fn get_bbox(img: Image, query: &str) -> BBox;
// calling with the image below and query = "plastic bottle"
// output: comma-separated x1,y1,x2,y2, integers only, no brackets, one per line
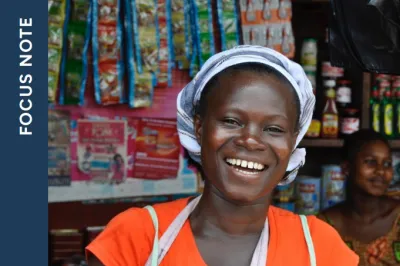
322,80,339,139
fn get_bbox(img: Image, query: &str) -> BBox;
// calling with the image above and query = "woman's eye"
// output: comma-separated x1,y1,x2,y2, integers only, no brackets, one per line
223,118,241,126
384,161,392,168
365,159,376,166
264,127,284,133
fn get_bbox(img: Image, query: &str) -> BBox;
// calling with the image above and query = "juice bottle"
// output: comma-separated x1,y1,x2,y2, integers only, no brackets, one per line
370,85,380,133
322,80,339,138
381,79,394,139
393,76,400,137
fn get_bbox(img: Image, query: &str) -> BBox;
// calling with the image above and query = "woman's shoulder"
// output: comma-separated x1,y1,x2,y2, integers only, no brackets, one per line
101,197,190,232
270,206,359,265
86,197,191,265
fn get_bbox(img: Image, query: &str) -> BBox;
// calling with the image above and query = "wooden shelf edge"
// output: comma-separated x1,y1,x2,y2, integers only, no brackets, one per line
300,139,400,149
299,139,344,148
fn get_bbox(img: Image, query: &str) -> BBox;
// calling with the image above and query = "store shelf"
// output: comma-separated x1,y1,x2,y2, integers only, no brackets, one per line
299,139,344,148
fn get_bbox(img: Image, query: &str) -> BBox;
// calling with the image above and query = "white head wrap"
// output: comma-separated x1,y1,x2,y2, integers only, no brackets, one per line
177,45,315,185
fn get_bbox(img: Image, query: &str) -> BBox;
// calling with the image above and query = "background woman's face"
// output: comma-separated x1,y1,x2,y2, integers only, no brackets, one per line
353,141,393,196
195,71,298,203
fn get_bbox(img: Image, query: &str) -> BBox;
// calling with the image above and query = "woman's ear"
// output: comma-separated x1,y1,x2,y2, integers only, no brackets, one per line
341,161,350,177
194,115,203,145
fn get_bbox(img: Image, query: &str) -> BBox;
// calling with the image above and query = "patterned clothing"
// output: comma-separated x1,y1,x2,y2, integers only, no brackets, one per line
320,209,400,266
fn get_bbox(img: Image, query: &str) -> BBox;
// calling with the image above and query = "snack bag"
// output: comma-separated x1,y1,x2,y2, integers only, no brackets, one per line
191,0,215,66
156,0,173,87
217,0,240,50
59,0,91,105
132,0,159,74
125,0,158,108
92,0,126,105
48,0,68,103
172,0,191,69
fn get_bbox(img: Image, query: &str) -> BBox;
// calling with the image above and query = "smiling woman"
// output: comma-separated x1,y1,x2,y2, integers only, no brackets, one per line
86,46,359,266
319,129,400,266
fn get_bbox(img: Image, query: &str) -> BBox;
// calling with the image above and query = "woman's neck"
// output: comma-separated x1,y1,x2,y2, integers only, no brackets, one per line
345,188,391,223
190,184,271,237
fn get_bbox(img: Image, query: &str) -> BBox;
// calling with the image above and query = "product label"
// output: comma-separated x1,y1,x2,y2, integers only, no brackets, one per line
372,103,380,132
384,104,393,136
336,86,351,103
341,117,360,135
306,119,321,138
322,114,338,137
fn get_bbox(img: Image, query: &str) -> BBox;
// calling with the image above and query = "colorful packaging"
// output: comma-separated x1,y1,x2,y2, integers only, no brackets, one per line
59,0,91,105
273,182,295,202
191,0,215,66
388,152,400,199
321,165,346,209
274,201,295,212
217,0,240,51
92,0,125,105
156,0,173,87
132,118,180,180
48,0,68,103
48,110,71,186
172,0,191,69
184,0,193,63
132,0,159,74
295,176,321,215
76,120,127,183
239,0,295,58
126,0,158,108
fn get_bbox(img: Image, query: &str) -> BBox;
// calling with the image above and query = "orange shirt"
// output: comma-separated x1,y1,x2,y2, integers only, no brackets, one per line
86,198,359,265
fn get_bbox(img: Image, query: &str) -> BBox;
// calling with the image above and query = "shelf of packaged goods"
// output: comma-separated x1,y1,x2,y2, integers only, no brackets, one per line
299,139,344,148
389,140,400,149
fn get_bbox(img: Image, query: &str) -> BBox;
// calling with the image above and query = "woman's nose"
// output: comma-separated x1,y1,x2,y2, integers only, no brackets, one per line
233,126,267,151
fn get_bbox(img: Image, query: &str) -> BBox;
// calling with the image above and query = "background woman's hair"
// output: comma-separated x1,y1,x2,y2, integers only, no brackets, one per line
195,62,301,130
342,129,390,163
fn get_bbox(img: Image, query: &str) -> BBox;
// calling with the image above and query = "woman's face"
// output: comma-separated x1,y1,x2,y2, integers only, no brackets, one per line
194,71,299,203
352,140,393,197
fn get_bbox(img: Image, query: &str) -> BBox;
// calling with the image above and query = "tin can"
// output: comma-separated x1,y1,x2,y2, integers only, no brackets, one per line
321,165,346,209
295,176,321,215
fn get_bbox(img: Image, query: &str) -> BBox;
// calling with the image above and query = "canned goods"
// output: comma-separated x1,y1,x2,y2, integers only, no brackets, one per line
321,165,346,209
295,176,321,215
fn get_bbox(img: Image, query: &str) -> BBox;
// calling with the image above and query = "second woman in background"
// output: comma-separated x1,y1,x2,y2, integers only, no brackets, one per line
319,129,399,266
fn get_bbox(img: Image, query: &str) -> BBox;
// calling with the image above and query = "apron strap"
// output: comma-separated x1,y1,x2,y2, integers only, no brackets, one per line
144,206,159,266
300,215,317,266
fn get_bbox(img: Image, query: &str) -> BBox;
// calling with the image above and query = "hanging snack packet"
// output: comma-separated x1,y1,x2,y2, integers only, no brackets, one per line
48,0,68,103
184,0,193,64
92,0,125,105
217,0,240,51
172,0,190,69
191,0,215,66
132,0,159,74
132,72,156,108
156,0,173,87
125,0,158,108
59,0,91,105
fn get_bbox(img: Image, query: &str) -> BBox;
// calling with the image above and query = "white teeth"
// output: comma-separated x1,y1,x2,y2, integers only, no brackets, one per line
225,158,264,171
248,162,254,169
